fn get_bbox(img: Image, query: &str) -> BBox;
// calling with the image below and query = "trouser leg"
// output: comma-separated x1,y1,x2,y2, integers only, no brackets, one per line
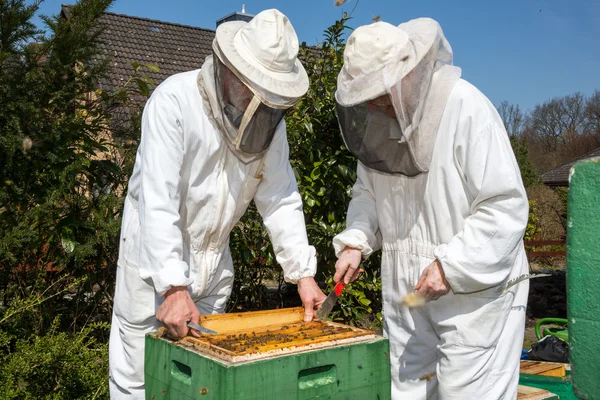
109,312,158,400
387,307,441,400
435,284,528,399
382,250,440,400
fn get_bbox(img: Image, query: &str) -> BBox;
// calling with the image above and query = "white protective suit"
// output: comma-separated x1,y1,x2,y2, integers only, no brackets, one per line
109,10,316,399
333,19,529,399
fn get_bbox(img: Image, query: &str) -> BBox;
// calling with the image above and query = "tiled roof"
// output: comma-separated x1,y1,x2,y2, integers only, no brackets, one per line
61,5,321,96
541,147,600,187
61,5,216,92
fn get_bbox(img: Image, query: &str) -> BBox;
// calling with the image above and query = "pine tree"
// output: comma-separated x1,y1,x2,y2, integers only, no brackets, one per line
0,0,142,331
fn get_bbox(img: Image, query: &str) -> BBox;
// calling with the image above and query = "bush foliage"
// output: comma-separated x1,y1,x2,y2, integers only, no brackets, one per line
0,0,149,397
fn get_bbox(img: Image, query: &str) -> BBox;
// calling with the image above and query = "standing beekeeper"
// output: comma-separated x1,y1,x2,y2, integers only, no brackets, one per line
108,9,326,399
331,18,529,399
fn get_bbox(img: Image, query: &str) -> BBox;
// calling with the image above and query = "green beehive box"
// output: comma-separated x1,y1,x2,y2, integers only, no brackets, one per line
518,360,575,399
145,307,391,400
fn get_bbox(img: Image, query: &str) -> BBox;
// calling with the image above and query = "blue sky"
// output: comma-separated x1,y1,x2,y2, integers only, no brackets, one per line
33,0,600,113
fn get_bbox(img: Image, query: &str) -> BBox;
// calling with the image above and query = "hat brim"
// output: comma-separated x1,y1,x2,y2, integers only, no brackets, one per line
216,21,309,100
335,67,387,106
336,18,442,107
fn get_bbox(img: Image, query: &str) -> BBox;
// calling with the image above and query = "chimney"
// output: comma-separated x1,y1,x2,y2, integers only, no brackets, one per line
216,5,254,28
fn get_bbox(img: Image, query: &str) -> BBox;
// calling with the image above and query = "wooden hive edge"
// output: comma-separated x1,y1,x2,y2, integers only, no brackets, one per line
520,360,567,377
517,385,558,399
197,307,305,333
196,307,377,337
175,333,384,365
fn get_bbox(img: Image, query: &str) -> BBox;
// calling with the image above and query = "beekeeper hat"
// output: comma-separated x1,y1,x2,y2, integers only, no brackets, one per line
336,18,451,107
214,9,309,106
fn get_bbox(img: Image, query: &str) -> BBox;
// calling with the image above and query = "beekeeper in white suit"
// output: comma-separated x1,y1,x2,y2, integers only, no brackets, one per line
332,18,529,399
108,9,326,399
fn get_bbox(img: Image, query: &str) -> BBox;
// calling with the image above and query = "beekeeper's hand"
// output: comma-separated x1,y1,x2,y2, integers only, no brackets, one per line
297,277,327,322
414,259,451,301
334,247,364,284
156,286,201,338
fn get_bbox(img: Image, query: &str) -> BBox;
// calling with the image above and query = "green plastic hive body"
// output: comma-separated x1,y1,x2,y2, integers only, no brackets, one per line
519,373,576,400
567,158,600,399
144,307,391,399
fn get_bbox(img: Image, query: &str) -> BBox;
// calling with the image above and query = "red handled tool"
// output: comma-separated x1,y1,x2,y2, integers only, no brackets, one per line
315,281,347,320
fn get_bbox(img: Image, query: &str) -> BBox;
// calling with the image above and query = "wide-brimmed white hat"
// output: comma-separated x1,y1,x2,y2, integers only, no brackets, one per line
335,17,460,175
336,18,448,106
214,9,309,104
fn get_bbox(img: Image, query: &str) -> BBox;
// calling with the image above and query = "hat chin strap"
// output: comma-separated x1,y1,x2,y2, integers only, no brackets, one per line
234,95,262,149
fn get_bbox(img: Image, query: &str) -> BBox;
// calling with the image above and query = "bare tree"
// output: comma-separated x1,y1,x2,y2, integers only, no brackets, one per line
497,100,525,136
528,93,587,152
563,92,587,141
528,99,563,152
585,90,600,142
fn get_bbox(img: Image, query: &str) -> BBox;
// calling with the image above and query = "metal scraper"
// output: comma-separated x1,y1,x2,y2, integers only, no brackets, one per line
187,321,218,335
316,281,347,320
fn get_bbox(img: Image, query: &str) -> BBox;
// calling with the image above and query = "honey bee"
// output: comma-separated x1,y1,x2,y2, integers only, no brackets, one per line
419,371,435,381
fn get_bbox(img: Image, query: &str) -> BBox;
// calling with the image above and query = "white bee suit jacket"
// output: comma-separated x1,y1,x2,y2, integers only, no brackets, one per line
109,69,316,399
333,79,530,399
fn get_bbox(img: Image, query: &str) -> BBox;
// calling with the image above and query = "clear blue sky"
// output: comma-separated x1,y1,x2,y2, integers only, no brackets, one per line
33,0,600,113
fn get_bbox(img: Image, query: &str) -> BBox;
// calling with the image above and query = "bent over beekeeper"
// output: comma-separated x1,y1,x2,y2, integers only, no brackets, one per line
332,18,530,399
108,9,326,399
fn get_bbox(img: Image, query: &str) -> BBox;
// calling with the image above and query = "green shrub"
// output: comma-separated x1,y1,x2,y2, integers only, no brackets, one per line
324,267,383,332
0,277,110,399
525,199,541,241
0,1,151,397
0,321,109,400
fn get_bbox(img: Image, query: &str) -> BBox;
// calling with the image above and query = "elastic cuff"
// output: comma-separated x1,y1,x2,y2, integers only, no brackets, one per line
433,244,463,292
284,255,317,284
434,244,488,294
151,259,193,296
332,228,374,258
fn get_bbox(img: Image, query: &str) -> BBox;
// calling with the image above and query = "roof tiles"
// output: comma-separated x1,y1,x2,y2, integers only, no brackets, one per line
541,147,600,186
62,6,216,92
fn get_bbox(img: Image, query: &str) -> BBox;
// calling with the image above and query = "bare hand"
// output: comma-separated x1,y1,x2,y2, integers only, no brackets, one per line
414,259,451,301
156,286,201,338
297,277,327,322
334,247,364,284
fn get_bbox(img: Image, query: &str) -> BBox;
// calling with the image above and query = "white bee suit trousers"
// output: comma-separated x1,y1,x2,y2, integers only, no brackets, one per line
333,79,530,399
109,69,317,399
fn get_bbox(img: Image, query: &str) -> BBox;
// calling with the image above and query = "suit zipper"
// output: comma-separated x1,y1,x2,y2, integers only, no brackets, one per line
207,149,228,251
